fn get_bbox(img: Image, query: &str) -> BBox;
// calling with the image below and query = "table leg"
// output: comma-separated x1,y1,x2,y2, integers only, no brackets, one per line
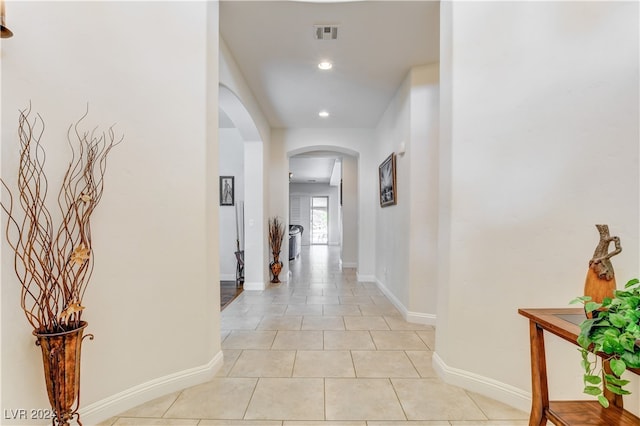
529,321,548,426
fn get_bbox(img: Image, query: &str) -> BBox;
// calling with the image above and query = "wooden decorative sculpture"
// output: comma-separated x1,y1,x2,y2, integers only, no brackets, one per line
1,105,121,425
584,224,621,310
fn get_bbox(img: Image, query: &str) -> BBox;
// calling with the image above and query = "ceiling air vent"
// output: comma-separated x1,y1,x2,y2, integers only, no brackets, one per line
314,25,338,41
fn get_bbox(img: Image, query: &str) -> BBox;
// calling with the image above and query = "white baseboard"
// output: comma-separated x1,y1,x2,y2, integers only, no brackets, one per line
406,310,437,326
220,273,236,281
375,278,437,326
243,281,266,291
432,352,531,413
80,350,224,425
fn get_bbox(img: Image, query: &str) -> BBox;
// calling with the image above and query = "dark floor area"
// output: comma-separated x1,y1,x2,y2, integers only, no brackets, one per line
220,281,243,310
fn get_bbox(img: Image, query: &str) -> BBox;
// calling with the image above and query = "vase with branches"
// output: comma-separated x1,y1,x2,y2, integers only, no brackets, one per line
268,216,285,283
1,105,122,425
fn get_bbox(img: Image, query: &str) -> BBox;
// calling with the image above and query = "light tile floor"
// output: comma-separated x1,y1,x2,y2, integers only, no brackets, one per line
104,246,529,426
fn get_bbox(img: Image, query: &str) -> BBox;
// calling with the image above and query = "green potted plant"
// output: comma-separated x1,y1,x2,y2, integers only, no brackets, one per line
570,277,640,408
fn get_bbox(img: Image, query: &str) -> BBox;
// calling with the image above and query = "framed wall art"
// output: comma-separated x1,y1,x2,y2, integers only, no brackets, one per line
378,153,397,207
220,176,234,206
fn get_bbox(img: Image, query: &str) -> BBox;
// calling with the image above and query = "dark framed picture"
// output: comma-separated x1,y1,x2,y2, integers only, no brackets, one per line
220,176,234,206
378,153,397,207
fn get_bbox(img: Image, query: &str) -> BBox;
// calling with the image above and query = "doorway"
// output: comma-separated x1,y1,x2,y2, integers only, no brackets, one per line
311,196,329,245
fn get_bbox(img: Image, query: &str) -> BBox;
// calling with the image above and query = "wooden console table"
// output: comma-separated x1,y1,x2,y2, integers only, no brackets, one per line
518,308,640,426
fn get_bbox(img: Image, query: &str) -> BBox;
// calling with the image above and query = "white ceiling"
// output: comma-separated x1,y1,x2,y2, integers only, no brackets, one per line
219,0,440,182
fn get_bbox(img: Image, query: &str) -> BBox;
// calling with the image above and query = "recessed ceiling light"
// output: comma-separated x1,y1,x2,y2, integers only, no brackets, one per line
318,110,330,118
318,61,333,70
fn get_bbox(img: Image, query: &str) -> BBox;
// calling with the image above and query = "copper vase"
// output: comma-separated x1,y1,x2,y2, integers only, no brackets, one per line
270,252,283,283
34,321,91,426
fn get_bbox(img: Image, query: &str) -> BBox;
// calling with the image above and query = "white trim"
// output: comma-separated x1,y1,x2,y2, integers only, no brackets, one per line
432,352,531,413
341,262,357,268
243,281,266,291
219,273,236,281
356,273,376,282
375,278,437,326
79,351,224,425
406,310,437,326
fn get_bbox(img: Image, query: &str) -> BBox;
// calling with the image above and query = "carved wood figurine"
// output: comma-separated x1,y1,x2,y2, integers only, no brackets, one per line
584,224,621,309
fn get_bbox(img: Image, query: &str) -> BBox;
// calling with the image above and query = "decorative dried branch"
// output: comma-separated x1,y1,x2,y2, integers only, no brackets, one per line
1,105,122,334
268,216,285,256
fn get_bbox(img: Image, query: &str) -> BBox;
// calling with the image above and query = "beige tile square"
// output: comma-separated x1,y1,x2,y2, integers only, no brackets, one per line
301,316,345,330
245,378,325,420
359,304,402,316
117,392,180,418
273,295,307,304
272,330,324,349
322,288,354,296
96,417,118,426
215,349,242,377
285,304,323,316
466,392,529,420
323,331,376,350
370,331,428,350
199,421,282,426
292,288,324,296
368,422,451,426
222,331,276,349
405,351,438,378
323,304,362,316
164,378,257,419
416,329,436,350
344,316,390,330
306,295,340,304
391,378,487,420
352,351,419,378
450,422,529,426
258,316,303,330
284,422,365,426
114,419,199,425
293,350,355,377
221,315,263,330
248,304,288,316
384,317,434,331
229,350,296,377
325,378,405,420
340,296,374,304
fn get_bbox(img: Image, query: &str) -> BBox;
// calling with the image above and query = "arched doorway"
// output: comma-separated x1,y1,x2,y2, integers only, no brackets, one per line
218,84,266,292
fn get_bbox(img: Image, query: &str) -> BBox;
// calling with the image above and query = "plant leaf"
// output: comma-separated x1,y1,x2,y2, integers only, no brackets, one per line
625,278,640,289
597,395,610,408
610,358,626,377
585,302,603,313
605,382,631,395
584,374,601,385
583,385,602,395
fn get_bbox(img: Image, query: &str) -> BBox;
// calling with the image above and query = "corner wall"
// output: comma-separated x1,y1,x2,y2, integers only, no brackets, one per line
1,2,221,423
374,64,440,324
437,1,639,414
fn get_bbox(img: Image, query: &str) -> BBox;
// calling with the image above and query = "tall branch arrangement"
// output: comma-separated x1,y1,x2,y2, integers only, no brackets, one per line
268,216,285,255
1,105,122,334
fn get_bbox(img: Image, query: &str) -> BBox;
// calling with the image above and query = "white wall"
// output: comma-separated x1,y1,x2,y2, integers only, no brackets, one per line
341,156,358,268
289,183,340,246
374,64,439,324
219,128,245,280
436,1,639,414
1,1,221,423
220,38,272,290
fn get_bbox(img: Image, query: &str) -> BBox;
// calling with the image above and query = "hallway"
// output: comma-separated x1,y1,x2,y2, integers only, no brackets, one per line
105,246,528,425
